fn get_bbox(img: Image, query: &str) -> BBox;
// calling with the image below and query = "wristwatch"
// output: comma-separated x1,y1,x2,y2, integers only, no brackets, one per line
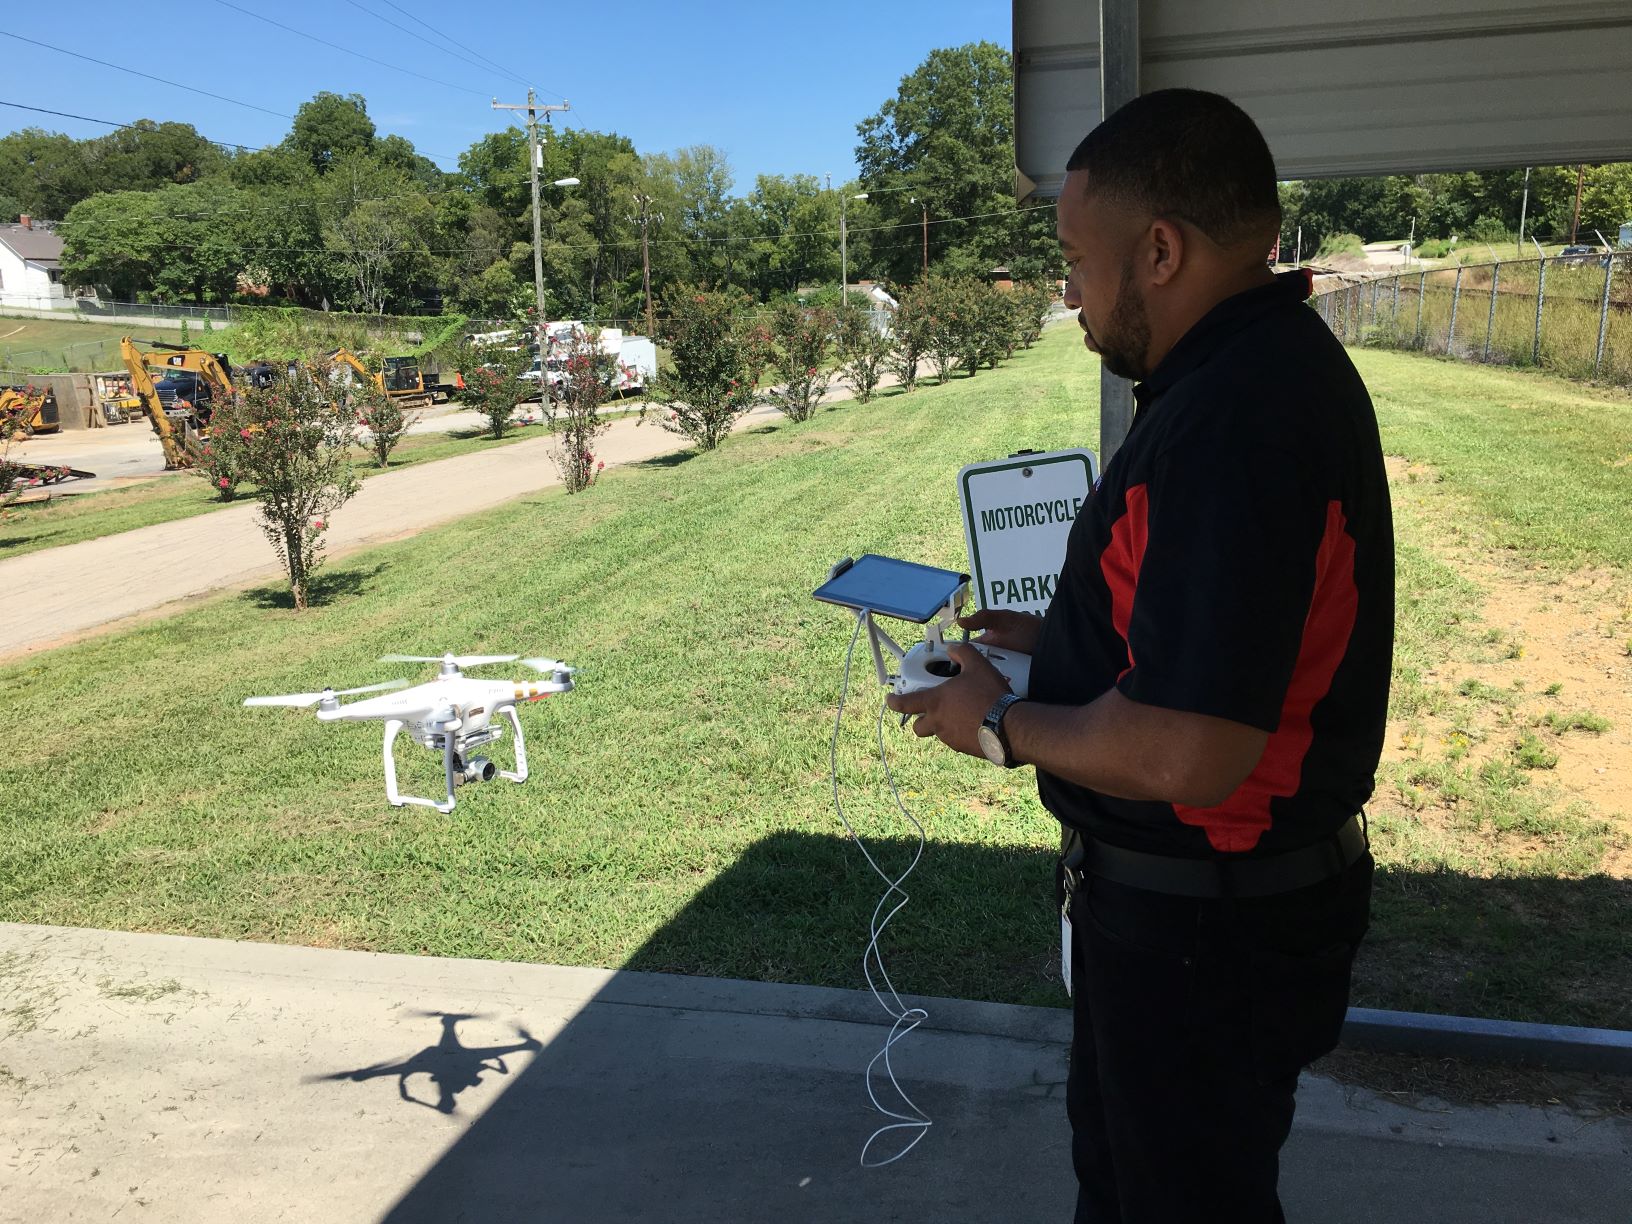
977,693,1025,768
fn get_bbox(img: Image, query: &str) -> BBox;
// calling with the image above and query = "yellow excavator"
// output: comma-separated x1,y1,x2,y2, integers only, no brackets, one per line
0,383,59,435
119,337,237,469
327,348,436,410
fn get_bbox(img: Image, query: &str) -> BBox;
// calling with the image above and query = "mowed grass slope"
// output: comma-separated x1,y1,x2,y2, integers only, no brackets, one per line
2,325,1628,1024
0,331,1096,1007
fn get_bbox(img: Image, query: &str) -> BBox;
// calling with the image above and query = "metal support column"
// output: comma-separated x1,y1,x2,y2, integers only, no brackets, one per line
1483,264,1500,362
1532,256,1548,365
1447,265,1463,355
1097,0,1139,467
1595,255,1616,375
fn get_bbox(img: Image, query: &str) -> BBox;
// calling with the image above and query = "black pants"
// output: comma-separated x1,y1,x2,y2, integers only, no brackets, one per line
1066,851,1374,1224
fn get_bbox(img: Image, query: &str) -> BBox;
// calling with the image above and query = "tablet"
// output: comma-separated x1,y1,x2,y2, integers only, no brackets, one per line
813,554,968,623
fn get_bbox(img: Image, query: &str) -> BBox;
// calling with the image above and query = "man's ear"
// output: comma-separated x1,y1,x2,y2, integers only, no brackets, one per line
1147,218,1185,286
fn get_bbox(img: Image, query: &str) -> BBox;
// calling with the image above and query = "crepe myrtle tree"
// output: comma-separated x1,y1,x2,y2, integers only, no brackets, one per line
645,287,760,451
834,301,893,404
545,325,616,493
764,301,835,422
349,372,417,468
455,339,532,439
886,281,933,392
214,362,360,610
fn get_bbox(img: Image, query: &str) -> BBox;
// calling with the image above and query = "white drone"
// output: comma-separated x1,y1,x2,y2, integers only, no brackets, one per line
243,653,576,813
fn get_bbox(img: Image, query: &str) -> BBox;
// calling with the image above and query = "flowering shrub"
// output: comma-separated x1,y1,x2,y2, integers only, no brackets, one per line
834,302,893,404
545,326,616,494
645,287,760,451
191,426,247,501
209,361,360,610
887,283,933,392
1011,280,1057,350
350,374,417,468
764,302,835,422
453,340,532,439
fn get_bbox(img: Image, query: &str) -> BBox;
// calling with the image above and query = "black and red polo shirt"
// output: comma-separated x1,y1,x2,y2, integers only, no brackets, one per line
1030,270,1394,858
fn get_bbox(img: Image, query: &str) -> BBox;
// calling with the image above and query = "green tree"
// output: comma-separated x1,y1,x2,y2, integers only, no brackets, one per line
85,120,224,191
855,43,1055,283
646,287,759,450
288,92,376,173
215,364,360,610
0,128,94,219
454,340,530,438
764,302,834,422
317,155,435,312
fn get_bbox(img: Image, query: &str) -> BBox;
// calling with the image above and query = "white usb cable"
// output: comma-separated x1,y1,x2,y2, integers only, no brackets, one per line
829,610,933,1167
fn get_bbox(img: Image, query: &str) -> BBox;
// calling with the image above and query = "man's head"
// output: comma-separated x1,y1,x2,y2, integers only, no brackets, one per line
1058,89,1281,380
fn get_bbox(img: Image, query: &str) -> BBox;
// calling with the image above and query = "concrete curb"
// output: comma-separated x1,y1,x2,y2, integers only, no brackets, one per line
1343,1006,1632,1074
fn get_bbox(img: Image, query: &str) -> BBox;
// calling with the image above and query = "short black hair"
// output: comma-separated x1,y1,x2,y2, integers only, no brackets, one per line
1066,89,1279,249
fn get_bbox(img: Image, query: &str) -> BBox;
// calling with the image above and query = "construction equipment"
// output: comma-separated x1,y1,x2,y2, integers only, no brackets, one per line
328,348,436,410
119,337,237,469
0,384,59,435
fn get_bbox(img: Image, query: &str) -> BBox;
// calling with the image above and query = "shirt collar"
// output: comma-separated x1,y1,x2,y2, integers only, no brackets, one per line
1133,269,1314,410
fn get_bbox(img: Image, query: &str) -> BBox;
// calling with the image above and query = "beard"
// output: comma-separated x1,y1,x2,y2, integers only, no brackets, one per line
1090,259,1152,382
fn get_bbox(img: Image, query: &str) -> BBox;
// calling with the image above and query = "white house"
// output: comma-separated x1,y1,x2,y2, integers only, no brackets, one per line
0,216,72,312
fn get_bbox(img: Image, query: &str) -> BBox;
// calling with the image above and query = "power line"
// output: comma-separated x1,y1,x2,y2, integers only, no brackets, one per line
339,0,525,92
0,97,464,170
0,29,291,119
0,101,265,152
374,0,545,94
206,0,491,99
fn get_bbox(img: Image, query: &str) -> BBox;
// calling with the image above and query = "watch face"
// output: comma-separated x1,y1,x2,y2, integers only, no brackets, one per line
977,724,1007,766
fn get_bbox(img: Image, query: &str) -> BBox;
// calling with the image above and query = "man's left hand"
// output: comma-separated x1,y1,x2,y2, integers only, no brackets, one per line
883,642,1012,758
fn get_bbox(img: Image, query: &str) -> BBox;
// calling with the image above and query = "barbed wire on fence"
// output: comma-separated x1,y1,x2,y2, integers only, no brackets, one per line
1312,251,1631,386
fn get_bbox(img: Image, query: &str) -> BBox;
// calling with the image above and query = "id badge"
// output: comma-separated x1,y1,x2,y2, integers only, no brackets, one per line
1060,905,1073,997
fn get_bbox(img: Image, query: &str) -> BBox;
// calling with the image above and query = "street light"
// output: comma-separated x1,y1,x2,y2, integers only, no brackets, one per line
841,192,868,305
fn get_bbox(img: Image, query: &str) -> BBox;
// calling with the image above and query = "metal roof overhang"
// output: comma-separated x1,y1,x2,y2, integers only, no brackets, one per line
1015,0,1632,200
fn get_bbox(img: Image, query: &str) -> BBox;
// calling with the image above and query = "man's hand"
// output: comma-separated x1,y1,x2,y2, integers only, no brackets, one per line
884,642,1014,758
958,608,1043,655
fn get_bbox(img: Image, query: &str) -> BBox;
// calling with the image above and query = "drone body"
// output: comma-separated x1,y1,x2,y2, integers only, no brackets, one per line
245,653,575,812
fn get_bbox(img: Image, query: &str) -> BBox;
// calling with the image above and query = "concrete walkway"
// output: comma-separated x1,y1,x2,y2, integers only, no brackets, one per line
0,924,1626,1223
0,402,784,658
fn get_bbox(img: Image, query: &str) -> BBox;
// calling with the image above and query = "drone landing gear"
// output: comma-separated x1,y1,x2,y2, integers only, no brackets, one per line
382,711,529,813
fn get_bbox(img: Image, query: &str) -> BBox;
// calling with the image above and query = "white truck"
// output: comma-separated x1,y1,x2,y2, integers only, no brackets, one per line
520,323,657,400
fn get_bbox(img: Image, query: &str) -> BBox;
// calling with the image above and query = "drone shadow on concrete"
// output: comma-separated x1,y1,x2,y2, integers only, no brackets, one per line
309,1011,543,1115
242,561,390,610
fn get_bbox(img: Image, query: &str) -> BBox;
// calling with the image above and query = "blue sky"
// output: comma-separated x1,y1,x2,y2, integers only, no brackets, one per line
1,1,1009,186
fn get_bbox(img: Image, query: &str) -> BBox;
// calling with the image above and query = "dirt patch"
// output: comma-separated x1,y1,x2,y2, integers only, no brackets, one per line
1379,458,1632,875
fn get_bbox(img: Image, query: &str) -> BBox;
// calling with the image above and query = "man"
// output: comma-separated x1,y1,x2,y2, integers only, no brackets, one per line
886,89,1393,1223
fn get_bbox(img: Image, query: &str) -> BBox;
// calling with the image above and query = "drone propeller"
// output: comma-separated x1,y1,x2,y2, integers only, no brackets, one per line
379,653,519,667
520,657,577,675
243,679,409,708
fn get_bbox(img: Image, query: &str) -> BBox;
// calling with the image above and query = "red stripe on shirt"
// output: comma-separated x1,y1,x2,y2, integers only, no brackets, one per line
1175,500,1360,852
1100,483,1149,680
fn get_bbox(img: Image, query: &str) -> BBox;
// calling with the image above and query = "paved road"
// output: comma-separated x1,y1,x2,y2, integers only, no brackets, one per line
1,924,1626,1224
0,400,786,659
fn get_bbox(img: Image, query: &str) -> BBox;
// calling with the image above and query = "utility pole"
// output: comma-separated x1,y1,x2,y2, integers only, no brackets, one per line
632,191,659,338
491,90,570,343
1517,167,1531,257
1571,164,1586,245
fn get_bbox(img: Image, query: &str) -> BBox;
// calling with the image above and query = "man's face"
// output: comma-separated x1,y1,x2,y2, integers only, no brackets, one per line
1058,169,1152,382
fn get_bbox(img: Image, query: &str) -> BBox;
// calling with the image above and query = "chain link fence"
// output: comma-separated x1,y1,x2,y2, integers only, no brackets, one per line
1313,253,1632,386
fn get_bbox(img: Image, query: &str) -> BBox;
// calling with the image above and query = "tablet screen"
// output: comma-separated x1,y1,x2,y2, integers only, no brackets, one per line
812,554,968,623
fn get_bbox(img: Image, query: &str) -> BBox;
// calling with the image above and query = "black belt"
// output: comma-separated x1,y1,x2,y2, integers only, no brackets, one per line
1060,813,1368,900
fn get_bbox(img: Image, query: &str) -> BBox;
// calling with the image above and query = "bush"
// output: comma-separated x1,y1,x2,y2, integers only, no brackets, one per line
834,301,893,404
212,362,360,610
1011,281,1056,349
922,277,967,383
352,377,416,469
454,339,531,439
545,325,615,493
764,302,835,422
888,282,933,392
194,433,245,500
646,287,761,451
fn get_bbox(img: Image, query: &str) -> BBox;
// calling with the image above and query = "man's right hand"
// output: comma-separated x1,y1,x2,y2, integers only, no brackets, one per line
958,608,1043,654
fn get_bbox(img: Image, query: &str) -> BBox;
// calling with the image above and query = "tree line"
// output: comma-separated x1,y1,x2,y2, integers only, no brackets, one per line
0,43,1057,322
1282,165,1632,256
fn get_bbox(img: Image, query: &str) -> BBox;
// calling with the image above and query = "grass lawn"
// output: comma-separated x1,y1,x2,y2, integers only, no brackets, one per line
0,316,193,373
0,427,536,559
1,327,1628,1027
